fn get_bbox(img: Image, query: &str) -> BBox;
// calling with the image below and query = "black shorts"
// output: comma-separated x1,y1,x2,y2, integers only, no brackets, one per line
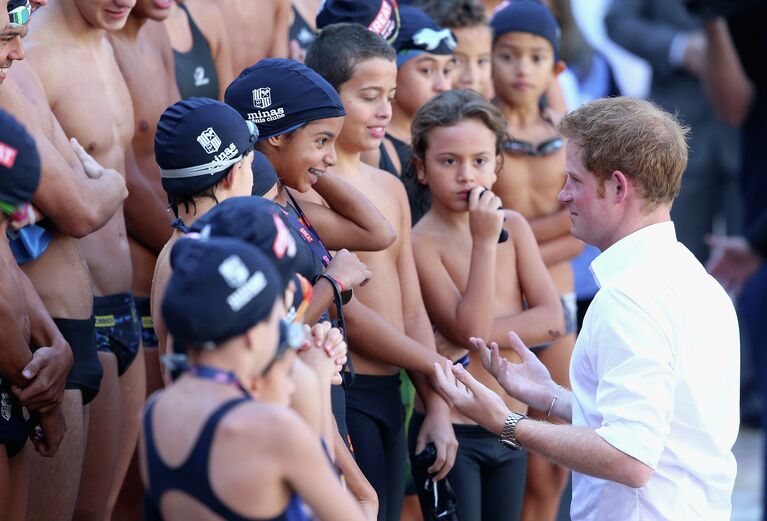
0,377,27,458
94,292,141,376
346,373,406,521
56,316,102,405
133,296,158,349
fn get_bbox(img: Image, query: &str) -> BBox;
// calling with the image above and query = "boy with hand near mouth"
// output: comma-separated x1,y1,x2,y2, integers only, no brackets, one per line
305,23,457,521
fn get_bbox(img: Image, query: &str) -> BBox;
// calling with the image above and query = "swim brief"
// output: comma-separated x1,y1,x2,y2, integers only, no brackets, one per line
0,377,27,458
94,292,141,376
57,316,102,405
133,296,158,348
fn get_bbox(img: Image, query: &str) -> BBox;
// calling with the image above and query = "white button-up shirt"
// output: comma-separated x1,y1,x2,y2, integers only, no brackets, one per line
570,222,739,521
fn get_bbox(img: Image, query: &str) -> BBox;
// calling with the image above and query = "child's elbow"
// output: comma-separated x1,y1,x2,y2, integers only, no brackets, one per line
371,222,397,250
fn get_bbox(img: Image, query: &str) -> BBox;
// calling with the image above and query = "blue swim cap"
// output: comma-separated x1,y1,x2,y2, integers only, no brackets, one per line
316,0,400,44
392,5,456,67
490,0,560,61
225,59,345,141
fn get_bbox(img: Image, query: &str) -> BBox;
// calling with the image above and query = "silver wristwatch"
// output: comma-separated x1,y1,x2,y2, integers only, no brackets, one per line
499,411,526,450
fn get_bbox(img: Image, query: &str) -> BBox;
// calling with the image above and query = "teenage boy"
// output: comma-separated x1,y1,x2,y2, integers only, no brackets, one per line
109,1,181,517
488,3,582,520
25,1,147,518
0,2,128,521
305,23,457,521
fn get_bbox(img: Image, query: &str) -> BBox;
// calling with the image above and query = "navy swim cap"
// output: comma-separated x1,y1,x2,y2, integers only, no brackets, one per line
251,151,278,197
490,0,560,61
0,110,41,212
392,5,456,67
316,0,400,44
225,59,345,141
156,98,257,199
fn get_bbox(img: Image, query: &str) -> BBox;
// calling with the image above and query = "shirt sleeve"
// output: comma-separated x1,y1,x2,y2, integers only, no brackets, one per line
589,288,675,469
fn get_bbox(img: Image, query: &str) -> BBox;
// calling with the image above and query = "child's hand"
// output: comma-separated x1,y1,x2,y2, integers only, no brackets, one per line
468,186,504,243
298,322,348,385
325,249,372,290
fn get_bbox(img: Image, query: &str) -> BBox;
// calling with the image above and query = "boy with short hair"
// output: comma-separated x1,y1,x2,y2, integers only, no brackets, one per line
489,2,582,520
415,0,494,98
304,23,457,521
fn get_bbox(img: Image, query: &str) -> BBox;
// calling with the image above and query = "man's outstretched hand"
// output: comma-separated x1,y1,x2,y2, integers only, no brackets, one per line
433,360,510,436
469,332,558,413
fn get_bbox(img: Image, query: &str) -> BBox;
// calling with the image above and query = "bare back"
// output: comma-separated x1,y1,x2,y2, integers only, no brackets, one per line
217,0,290,72
26,13,136,296
0,62,93,319
111,19,179,297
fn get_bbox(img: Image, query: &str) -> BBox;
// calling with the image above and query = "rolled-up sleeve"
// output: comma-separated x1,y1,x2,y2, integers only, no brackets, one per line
590,289,675,469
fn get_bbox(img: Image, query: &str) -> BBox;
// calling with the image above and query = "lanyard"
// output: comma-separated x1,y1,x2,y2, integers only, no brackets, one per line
187,364,249,395
280,192,355,386
283,191,332,267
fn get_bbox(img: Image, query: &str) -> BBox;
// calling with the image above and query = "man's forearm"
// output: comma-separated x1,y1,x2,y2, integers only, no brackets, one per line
515,419,651,488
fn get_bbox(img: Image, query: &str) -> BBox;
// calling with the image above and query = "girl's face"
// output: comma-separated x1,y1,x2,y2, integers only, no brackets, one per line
394,53,454,118
417,118,499,212
337,57,397,153
255,350,297,407
451,25,493,99
267,117,344,193
491,32,559,108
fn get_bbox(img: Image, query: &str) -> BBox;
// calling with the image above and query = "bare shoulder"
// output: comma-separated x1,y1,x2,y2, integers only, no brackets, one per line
545,107,564,126
186,0,226,22
503,209,535,242
360,161,407,198
220,400,308,453
23,38,74,103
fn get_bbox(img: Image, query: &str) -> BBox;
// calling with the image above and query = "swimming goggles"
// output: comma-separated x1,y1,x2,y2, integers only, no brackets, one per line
503,135,564,157
159,121,259,179
8,0,31,28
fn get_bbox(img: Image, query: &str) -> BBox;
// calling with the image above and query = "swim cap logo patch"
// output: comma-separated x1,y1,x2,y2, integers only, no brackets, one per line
0,141,18,168
219,254,250,288
412,28,457,51
197,127,222,154
252,87,273,109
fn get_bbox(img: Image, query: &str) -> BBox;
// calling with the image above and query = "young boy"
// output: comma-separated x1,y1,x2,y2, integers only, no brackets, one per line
415,0,494,98
489,2,582,520
304,24,457,521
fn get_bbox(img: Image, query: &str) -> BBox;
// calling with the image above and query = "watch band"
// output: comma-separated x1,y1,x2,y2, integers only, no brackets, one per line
499,412,525,450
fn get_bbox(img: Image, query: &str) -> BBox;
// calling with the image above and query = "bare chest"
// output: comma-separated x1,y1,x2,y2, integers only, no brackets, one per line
441,235,523,311
494,151,566,218
49,47,135,171
113,41,175,156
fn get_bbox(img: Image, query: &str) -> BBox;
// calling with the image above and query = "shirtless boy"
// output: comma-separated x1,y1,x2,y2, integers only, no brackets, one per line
0,2,128,520
362,6,456,224
489,3,582,520
305,24,457,521
415,0,494,98
109,0,180,516
25,1,147,519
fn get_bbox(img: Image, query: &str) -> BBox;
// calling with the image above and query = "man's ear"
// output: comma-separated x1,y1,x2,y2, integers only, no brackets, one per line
553,60,566,77
413,156,428,185
611,170,629,204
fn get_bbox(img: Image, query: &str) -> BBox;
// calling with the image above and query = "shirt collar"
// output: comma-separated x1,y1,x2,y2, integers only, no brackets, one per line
589,221,677,288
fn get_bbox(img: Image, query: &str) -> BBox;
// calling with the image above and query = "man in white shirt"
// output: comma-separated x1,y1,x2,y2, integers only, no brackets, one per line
433,96,740,521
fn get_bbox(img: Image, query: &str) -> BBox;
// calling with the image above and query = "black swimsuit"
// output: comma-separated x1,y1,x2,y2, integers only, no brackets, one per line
143,396,308,521
173,3,220,100
288,6,316,51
